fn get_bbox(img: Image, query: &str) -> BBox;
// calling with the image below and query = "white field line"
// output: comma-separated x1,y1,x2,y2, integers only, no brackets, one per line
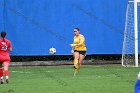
11,71,31,73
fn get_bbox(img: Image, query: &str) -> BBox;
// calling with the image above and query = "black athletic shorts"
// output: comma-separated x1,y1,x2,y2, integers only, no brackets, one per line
74,50,86,56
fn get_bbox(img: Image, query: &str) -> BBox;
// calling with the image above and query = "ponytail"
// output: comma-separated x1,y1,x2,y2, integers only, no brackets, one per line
1,31,6,42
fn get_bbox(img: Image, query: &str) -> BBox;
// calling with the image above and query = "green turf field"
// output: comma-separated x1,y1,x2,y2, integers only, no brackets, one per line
0,65,139,93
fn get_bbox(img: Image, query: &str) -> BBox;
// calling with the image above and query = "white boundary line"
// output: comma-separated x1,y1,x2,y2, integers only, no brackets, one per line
11,71,31,73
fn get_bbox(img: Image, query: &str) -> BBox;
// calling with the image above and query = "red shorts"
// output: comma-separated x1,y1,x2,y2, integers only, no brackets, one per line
0,55,10,64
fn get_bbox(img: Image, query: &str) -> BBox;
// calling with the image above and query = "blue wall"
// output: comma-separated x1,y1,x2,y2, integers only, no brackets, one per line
0,0,4,31
0,0,128,55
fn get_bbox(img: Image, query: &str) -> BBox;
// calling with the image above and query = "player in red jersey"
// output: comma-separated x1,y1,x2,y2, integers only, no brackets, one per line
0,31,12,84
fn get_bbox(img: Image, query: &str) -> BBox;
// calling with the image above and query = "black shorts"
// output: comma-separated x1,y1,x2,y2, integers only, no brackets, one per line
74,50,86,56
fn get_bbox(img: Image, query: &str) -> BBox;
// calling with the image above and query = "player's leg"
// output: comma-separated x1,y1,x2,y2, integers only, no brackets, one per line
0,55,4,84
0,63,4,84
3,62,10,83
135,72,140,93
73,51,80,69
76,53,85,74
73,51,80,76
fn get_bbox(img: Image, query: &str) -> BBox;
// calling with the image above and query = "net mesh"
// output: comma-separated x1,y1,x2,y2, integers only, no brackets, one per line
122,1,140,67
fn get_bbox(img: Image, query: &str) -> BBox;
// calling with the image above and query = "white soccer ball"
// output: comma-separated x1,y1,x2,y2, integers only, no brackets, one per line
49,47,56,55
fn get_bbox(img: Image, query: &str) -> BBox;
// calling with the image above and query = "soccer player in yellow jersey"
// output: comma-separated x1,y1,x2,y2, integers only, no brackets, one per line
70,27,87,76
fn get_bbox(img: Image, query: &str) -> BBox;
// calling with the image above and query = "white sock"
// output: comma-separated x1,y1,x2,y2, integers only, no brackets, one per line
5,76,9,79
0,76,3,79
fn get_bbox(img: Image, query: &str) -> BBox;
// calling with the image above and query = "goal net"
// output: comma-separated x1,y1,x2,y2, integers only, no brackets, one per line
122,0,140,67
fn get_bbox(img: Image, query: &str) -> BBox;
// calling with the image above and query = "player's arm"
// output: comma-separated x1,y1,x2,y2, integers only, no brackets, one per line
8,41,12,51
9,47,12,51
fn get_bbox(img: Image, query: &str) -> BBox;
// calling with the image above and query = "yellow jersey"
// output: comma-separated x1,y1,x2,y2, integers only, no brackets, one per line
73,34,87,51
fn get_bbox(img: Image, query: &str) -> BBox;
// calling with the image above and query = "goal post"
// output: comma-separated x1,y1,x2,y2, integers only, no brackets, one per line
134,0,139,67
122,0,140,67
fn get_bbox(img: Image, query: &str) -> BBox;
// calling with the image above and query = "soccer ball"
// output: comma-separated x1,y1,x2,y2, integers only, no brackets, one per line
49,47,56,55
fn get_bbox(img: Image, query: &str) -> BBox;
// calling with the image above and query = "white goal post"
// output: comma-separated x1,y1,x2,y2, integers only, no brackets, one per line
122,0,140,67
134,0,139,67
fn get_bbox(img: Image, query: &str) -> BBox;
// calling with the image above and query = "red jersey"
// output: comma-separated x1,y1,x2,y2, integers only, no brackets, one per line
0,38,12,56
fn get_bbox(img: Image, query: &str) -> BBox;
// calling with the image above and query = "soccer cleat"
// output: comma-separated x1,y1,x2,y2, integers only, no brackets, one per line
6,79,9,84
1,79,4,84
